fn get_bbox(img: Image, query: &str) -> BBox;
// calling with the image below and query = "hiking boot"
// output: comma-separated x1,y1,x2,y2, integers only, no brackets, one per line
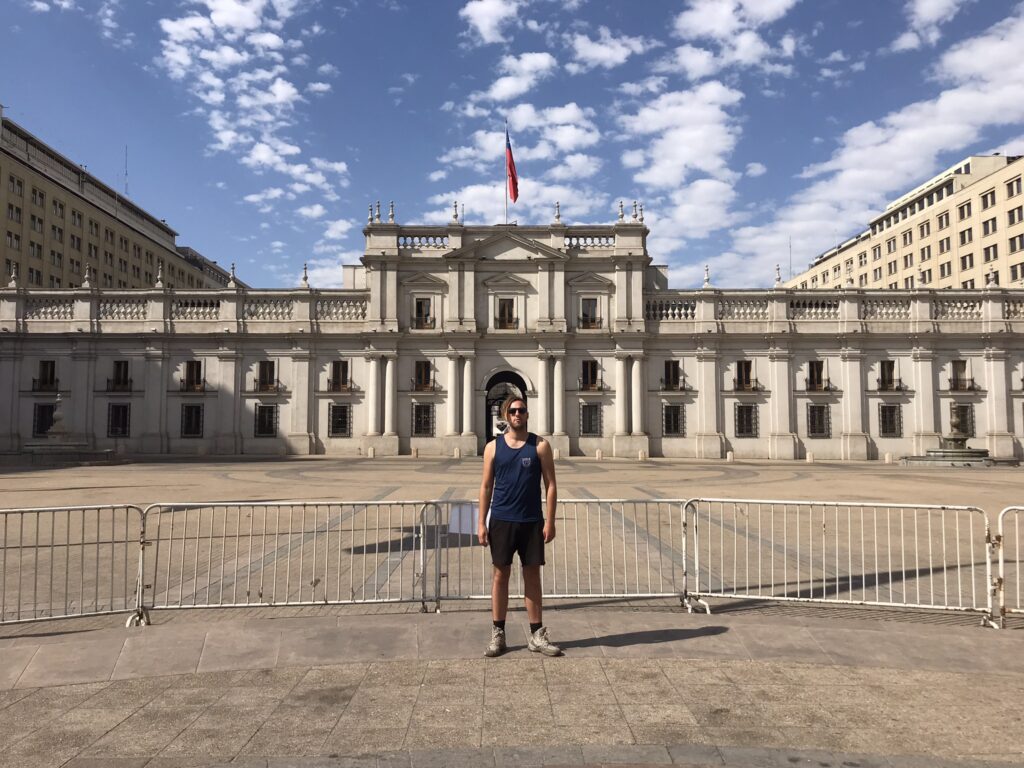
527,626,562,656
484,626,507,657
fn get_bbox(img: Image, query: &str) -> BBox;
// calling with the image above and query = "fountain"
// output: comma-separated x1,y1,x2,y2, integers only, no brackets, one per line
902,407,1015,467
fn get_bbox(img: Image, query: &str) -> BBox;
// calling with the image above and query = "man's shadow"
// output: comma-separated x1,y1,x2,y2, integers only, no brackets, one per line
558,625,728,649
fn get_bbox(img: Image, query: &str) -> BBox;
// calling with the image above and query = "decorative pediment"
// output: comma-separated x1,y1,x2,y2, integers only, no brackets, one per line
444,232,567,262
399,271,449,291
482,272,533,290
568,272,615,292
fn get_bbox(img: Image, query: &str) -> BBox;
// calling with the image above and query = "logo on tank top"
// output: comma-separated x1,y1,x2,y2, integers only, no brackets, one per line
521,457,532,468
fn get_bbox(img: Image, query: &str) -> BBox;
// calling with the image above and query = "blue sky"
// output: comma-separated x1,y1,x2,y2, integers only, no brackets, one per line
3,0,1024,288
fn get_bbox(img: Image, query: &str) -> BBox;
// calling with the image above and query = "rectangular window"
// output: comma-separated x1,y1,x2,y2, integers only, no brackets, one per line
497,297,516,328
887,260,897,275
962,279,975,289
959,228,973,246
1010,234,1024,254
580,297,600,328
412,403,435,437
939,261,951,278
1009,206,1023,226
181,404,204,438
6,231,21,250
663,404,684,436
107,403,131,438
581,359,599,390
950,360,969,390
903,276,914,289
663,360,681,390
902,230,912,247
735,360,753,390
807,360,825,391
903,253,914,269
950,403,975,438
872,245,881,260
258,360,276,391
52,200,64,219
6,204,20,223
960,253,974,270
29,214,42,233
807,404,830,439
33,403,55,437
330,360,350,391
983,244,998,262
920,245,931,261
919,221,931,238
879,404,902,438
958,201,972,220
872,267,882,281
110,360,130,391
858,274,868,287
981,189,996,209
50,250,62,268
71,210,82,227
858,251,867,267
1010,262,1024,282
254,404,278,437
886,237,896,254
413,297,433,329
937,211,949,229
183,360,203,390
328,404,352,437
8,175,23,196
31,188,45,207
920,269,932,285
1008,177,1022,198
51,225,63,243
580,402,601,436
414,360,433,390
982,217,997,236
735,404,758,438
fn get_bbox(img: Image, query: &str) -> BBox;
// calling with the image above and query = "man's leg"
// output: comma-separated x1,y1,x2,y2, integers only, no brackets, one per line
492,565,511,622
522,564,542,625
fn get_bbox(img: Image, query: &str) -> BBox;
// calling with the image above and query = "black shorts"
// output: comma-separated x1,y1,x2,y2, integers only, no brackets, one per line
488,518,545,568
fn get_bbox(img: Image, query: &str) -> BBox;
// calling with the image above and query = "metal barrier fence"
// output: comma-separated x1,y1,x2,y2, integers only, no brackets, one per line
138,501,438,620
684,498,994,620
0,504,143,624
435,500,690,605
995,507,1023,628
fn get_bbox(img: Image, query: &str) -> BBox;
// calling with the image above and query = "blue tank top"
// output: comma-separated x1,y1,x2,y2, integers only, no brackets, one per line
489,433,543,523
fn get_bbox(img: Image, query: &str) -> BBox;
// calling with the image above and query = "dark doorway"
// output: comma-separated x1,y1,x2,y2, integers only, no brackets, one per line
483,370,528,442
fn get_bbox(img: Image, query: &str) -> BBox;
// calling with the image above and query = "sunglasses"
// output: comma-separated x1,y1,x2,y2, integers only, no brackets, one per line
507,407,528,415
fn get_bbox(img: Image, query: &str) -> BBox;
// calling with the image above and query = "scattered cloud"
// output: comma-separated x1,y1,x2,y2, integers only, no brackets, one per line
890,0,974,51
323,218,355,239
565,26,652,74
459,0,521,44
474,51,558,101
297,203,326,219
306,81,331,93
745,162,767,177
546,153,603,181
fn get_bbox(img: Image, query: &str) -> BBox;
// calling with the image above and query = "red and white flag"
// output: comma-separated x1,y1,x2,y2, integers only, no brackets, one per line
505,128,519,203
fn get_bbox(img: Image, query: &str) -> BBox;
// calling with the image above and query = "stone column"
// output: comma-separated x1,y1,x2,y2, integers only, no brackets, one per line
366,354,381,436
383,355,397,436
139,344,167,454
614,355,628,435
552,355,565,435
536,354,550,435
630,355,645,436
446,354,459,435
0,349,18,450
911,349,940,453
461,356,475,436
984,348,1014,457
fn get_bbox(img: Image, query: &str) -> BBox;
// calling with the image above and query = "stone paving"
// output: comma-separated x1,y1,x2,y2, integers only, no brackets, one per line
0,458,1021,767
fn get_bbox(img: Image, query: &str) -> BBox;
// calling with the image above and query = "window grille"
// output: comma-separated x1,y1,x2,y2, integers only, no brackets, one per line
181,404,204,438
254,404,278,437
329,404,352,437
662,404,684,436
107,403,130,438
807,404,830,439
412,403,435,437
735,404,758,438
33,404,55,437
949,403,975,438
879,404,902,438
580,402,602,436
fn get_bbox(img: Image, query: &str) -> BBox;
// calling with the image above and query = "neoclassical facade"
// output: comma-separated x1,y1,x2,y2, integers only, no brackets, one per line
2,208,1023,460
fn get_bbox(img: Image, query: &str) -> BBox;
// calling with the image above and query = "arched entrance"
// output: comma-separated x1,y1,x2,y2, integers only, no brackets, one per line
483,371,528,442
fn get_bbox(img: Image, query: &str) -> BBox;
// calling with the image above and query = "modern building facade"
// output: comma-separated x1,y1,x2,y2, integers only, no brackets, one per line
1,115,231,291
787,155,1024,292
2,206,1023,461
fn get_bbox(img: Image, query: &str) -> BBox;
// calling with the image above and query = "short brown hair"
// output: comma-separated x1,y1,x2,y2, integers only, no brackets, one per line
500,395,526,420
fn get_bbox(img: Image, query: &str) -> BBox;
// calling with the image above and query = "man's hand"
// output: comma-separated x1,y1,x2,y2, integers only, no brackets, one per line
543,521,556,544
478,524,489,546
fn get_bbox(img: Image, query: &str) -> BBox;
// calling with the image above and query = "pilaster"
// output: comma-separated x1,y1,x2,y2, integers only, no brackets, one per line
286,348,313,454
983,348,1015,457
839,348,869,460
214,347,242,455
139,343,167,453
767,346,797,460
911,347,941,454
694,345,724,459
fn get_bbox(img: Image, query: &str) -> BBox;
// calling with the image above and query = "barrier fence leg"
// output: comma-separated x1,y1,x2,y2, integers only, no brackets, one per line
682,501,711,615
126,508,150,628
418,504,428,614
434,502,443,614
980,523,1001,629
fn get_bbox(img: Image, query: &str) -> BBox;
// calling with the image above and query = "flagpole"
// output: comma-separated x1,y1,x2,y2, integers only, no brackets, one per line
504,119,508,226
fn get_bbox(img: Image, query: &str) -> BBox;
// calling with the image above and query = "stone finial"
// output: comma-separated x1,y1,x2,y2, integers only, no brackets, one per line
7,262,18,288
452,200,459,223
227,263,237,289
638,203,644,223
367,204,373,224
774,264,781,288
388,200,395,224
81,264,93,289
155,262,164,289
618,200,625,221
300,263,309,288
461,203,465,223
632,200,638,221
702,265,711,289
374,201,381,223
985,268,997,287
554,201,561,223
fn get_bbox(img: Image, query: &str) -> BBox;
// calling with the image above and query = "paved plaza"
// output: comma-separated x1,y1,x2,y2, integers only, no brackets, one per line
0,458,1021,767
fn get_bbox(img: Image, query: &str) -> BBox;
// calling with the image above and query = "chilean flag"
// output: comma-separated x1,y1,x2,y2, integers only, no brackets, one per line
505,128,519,203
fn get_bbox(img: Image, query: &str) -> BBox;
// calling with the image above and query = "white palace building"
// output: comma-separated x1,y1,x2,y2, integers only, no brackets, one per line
2,202,1024,461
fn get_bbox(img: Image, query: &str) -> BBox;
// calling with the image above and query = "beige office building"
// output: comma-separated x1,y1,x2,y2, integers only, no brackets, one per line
1,115,231,291
787,155,1024,291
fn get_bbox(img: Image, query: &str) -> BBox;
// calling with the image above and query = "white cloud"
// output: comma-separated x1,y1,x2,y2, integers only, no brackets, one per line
429,170,448,182
247,31,284,48
29,1,50,12
424,180,608,226
199,44,251,69
619,77,667,96
565,26,651,74
316,62,339,76
303,251,364,288
546,154,603,181
745,162,767,177
890,0,973,51
459,0,521,44
306,81,331,94
243,187,285,204
296,203,326,219
476,52,558,102
323,219,355,239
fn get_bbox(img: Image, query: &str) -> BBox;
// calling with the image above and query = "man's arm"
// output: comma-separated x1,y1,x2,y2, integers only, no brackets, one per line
537,437,557,543
478,440,496,546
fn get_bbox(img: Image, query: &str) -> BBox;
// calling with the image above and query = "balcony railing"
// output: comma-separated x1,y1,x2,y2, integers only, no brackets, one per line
327,378,352,392
412,316,435,330
877,377,907,392
804,377,834,392
949,377,979,391
732,378,762,392
32,378,58,392
494,317,519,330
578,377,605,391
253,378,283,394
659,377,691,391
180,378,207,392
106,378,133,392
411,377,438,392
578,317,602,329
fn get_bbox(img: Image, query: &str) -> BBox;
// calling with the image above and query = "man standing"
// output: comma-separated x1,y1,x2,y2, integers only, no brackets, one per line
478,395,561,657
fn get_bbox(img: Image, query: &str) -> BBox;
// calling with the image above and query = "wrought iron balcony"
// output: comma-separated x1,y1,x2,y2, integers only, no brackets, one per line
494,317,519,330
578,377,605,392
327,378,352,392
659,376,691,391
253,378,283,394
949,377,978,392
578,317,602,329
732,377,762,392
803,377,834,392
411,316,435,329
32,378,58,392
876,377,907,392
106,378,133,392
411,377,438,392
180,378,207,392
